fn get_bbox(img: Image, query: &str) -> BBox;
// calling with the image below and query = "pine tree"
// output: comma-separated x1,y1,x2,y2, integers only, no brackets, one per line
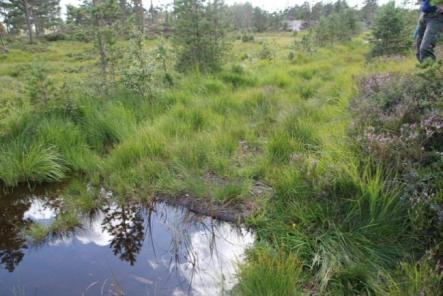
132,0,144,33
361,0,378,26
91,0,123,82
310,2,325,21
252,7,267,32
92,0,107,78
32,0,62,36
148,0,156,25
0,0,61,41
370,2,411,57
313,8,360,47
119,0,129,14
0,1,27,35
23,0,33,42
173,0,229,72
228,3,253,31
0,21,8,52
65,2,94,41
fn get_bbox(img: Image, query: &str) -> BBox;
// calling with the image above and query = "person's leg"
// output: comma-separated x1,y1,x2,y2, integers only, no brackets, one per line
419,15,443,62
416,18,427,62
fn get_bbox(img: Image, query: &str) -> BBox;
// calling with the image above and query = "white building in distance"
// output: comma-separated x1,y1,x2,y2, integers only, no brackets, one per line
283,20,307,32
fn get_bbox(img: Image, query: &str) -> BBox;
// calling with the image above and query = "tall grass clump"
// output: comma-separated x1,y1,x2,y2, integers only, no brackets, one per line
284,117,321,153
267,132,293,163
309,169,411,293
0,138,66,186
220,64,257,88
236,244,303,296
35,116,99,172
258,67,291,88
77,98,136,152
253,162,415,294
386,255,442,295
105,126,167,172
173,137,211,171
103,125,168,192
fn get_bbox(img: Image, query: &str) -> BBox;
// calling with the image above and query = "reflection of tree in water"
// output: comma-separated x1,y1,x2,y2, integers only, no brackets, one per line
101,204,146,265
0,196,31,272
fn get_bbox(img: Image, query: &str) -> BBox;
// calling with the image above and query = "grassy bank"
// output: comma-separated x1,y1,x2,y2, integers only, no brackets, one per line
1,34,441,294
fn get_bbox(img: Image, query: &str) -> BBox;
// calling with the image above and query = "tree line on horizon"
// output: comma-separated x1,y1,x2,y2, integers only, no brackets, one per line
0,0,418,76
0,0,382,43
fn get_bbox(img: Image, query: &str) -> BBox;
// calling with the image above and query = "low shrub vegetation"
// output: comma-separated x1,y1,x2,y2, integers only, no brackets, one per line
351,61,443,252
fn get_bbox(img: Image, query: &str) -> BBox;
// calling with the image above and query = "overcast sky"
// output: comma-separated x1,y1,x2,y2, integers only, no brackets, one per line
60,0,418,15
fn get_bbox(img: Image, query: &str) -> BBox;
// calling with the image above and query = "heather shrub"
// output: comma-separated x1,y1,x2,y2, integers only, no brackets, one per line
350,63,443,245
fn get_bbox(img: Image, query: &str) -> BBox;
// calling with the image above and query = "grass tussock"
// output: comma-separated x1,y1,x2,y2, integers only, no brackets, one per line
0,138,66,186
236,244,303,296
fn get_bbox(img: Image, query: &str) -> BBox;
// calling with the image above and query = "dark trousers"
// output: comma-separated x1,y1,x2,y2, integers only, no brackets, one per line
416,12,443,62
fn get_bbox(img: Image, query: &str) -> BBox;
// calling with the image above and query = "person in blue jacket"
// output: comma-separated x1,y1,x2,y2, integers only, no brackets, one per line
416,0,443,62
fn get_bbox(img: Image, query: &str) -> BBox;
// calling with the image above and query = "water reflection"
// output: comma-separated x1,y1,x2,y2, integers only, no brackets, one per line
23,199,58,221
101,204,146,265
0,199,29,272
0,185,63,273
0,187,255,295
0,193,30,272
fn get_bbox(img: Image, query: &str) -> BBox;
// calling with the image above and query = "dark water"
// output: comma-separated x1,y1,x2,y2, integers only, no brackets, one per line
0,186,255,296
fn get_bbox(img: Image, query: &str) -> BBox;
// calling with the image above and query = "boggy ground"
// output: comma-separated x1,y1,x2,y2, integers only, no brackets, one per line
0,33,412,208
2,33,441,294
